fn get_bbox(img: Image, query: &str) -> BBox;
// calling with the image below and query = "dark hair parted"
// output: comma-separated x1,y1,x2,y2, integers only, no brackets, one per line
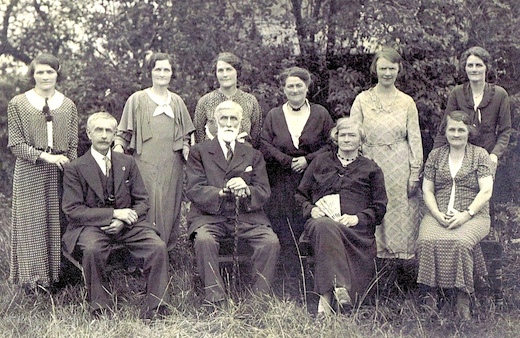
370,47,403,76
330,117,366,145
212,52,242,78
460,46,493,81
279,66,312,87
144,52,173,76
27,53,61,86
441,110,477,137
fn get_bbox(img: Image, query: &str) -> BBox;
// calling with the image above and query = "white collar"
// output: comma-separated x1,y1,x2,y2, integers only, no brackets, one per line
25,89,65,111
91,147,112,174
146,88,175,118
217,136,235,157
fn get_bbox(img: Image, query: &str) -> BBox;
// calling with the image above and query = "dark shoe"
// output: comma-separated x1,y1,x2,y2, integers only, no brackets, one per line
141,305,170,322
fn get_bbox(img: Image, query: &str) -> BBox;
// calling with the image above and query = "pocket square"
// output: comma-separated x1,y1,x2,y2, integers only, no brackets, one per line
244,166,253,172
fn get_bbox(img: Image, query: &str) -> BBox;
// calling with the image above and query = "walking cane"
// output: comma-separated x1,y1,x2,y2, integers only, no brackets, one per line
231,196,240,293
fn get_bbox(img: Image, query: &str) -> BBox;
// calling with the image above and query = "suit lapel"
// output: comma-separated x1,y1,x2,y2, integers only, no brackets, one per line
78,150,105,202
111,152,126,195
209,139,229,172
226,143,246,174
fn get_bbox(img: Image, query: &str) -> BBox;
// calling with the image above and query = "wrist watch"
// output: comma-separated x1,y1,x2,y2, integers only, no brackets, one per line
466,208,475,217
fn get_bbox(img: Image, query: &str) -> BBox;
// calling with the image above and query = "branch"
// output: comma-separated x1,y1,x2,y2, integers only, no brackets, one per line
0,0,31,63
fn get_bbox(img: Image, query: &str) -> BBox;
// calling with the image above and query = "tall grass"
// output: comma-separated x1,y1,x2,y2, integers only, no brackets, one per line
1,200,520,337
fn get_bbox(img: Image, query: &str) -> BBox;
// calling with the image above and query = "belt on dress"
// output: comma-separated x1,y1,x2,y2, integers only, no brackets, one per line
35,146,66,155
364,138,407,147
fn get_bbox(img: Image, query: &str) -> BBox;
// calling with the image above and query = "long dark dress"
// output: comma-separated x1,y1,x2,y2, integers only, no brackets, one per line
8,90,78,288
295,151,387,303
261,103,334,247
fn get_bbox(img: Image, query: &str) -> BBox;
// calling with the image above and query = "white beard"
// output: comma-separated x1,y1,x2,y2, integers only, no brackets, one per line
219,127,239,143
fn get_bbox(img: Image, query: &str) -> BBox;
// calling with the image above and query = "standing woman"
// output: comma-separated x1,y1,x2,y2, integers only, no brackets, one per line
261,66,334,251
8,53,78,293
193,52,262,147
350,48,423,281
114,52,195,255
433,46,511,169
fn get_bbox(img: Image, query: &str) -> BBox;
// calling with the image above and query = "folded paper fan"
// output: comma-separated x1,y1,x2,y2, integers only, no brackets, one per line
315,194,341,221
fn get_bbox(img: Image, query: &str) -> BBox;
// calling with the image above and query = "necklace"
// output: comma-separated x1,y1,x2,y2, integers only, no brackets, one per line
288,101,306,111
371,88,398,114
337,153,357,166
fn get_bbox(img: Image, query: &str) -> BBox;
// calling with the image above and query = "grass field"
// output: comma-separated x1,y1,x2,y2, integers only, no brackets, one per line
1,192,520,337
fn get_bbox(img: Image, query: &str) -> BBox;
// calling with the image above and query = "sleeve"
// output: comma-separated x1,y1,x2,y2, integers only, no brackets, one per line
7,98,43,163
304,109,334,163
476,147,493,179
67,102,79,161
356,165,388,227
491,90,512,158
185,145,225,214
349,94,363,124
406,98,423,181
126,157,150,225
114,94,136,149
249,96,263,148
260,109,293,168
241,150,271,212
193,96,208,144
423,148,439,182
62,163,113,227
295,159,318,219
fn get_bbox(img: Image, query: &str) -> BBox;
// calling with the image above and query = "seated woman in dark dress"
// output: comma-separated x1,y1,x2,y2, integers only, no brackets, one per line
295,117,387,315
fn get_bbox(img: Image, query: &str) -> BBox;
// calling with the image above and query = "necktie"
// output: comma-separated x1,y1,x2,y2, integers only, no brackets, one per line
43,98,52,121
225,142,233,162
104,156,111,177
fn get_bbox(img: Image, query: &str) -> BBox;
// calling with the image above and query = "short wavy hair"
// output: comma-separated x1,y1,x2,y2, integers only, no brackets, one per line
370,47,403,76
87,112,118,131
460,46,493,81
330,117,366,145
27,53,62,86
144,52,173,76
212,52,242,78
440,110,477,138
279,66,312,87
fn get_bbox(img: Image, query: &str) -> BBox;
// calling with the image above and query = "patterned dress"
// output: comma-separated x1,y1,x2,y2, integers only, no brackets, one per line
115,90,195,251
193,89,262,148
416,144,491,293
350,88,423,259
8,90,78,288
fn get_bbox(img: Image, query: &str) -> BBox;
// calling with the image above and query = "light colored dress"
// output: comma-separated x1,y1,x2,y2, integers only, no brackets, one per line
417,144,491,293
8,90,78,288
115,89,194,251
350,88,423,259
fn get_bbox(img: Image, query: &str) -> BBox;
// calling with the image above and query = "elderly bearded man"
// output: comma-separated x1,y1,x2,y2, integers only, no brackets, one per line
186,100,280,306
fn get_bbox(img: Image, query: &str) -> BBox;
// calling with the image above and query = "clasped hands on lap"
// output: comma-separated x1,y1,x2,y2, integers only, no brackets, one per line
219,177,251,199
434,209,471,230
311,207,359,227
100,208,138,235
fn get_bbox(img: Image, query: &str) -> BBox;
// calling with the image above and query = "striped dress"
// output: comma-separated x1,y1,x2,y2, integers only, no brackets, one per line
8,90,78,288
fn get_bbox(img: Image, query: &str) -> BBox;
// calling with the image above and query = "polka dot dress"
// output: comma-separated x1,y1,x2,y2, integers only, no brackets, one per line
7,92,78,288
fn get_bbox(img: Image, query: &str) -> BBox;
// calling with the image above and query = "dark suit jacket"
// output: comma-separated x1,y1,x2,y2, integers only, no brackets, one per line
62,149,151,253
186,138,271,235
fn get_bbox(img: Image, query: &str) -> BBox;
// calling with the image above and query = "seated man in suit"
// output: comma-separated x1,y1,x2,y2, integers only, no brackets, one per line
62,112,169,320
186,100,280,306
